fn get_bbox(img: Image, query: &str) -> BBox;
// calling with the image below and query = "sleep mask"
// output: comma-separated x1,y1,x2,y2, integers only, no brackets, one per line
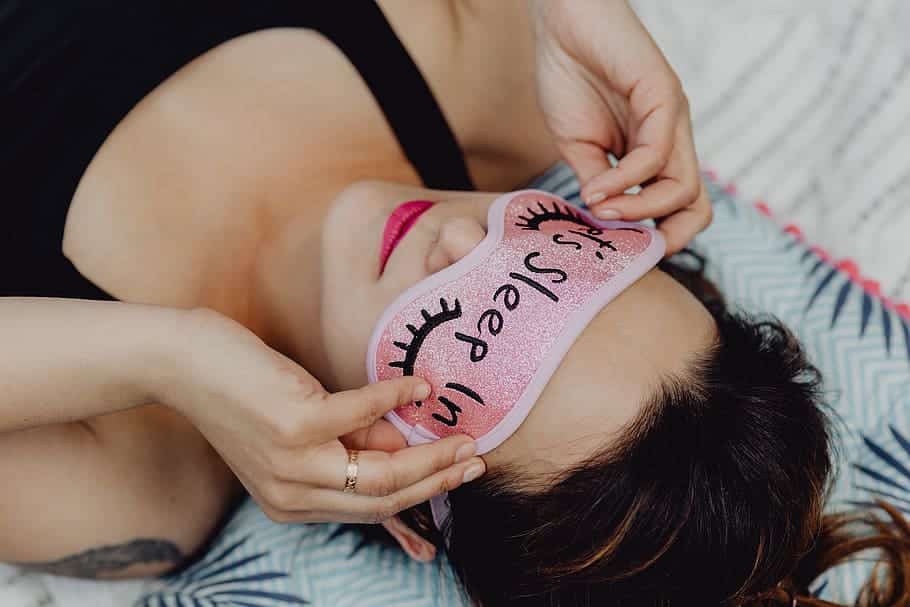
366,190,664,525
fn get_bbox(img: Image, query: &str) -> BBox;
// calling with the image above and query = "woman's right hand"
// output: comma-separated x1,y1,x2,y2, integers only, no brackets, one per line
157,308,484,524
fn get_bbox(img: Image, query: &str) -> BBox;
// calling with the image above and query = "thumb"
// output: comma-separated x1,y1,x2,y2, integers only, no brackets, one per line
559,139,614,189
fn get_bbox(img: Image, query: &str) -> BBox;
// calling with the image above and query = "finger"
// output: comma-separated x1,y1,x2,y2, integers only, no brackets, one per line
596,115,710,254
233,468,289,522
280,436,477,494
342,419,408,452
590,113,702,217
588,176,695,223
644,109,703,215
647,117,711,255
558,139,617,188
580,142,670,206
580,100,678,205
656,181,713,255
314,376,431,439
305,456,486,524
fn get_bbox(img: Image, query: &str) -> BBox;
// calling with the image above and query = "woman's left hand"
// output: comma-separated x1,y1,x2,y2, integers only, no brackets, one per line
532,0,712,255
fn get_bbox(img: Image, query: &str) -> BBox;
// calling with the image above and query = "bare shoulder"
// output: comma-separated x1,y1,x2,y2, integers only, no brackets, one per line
64,28,411,314
63,6,554,313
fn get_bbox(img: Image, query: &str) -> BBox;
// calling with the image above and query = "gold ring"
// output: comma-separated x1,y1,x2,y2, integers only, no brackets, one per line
343,449,360,494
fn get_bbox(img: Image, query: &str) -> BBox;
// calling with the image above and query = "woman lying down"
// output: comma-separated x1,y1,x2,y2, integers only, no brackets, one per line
222,181,910,606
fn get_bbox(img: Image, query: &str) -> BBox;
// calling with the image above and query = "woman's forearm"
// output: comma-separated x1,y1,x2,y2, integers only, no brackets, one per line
0,298,180,432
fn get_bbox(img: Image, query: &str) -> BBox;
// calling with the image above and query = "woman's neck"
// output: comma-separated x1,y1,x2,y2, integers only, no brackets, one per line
249,209,334,386
379,0,559,191
224,0,559,379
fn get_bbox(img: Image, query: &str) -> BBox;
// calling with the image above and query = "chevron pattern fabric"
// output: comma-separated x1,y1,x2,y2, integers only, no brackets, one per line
139,164,910,606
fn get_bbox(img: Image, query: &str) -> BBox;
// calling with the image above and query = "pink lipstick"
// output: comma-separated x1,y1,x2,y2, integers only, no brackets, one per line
379,200,435,274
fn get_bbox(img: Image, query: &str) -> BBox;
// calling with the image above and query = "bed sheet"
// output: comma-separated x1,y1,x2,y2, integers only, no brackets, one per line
0,562,149,607
631,0,910,305
4,1,908,604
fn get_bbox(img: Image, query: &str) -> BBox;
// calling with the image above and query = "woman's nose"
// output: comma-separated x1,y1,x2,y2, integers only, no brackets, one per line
426,217,487,274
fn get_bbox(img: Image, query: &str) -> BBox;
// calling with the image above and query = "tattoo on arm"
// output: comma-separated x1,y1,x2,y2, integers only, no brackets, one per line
17,538,182,578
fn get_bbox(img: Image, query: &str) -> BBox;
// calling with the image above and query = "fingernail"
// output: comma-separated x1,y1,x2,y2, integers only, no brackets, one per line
455,442,477,464
462,462,484,483
586,192,607,205
413,383,431,401
595,208,622,220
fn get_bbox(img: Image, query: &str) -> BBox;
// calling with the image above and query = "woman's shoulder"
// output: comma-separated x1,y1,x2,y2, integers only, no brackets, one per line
62,24,420,302
3,4,427,303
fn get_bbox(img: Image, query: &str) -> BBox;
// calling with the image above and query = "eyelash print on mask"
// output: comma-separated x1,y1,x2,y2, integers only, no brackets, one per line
517,199,648,260
388,297,463,405
515,199,592,231
371,189,666,471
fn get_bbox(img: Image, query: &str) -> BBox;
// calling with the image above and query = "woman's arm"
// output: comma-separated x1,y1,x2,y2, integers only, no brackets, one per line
0,299,483,524
0,297,178,432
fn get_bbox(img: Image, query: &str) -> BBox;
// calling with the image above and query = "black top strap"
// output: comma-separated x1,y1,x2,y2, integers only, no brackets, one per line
1,1,473,298
319,2,474,191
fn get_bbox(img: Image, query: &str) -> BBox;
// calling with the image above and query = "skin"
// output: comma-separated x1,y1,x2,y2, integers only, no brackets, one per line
260,179,718,558
308,181,716,469
533,0,712,251
2,0,711,577
3,0,555,577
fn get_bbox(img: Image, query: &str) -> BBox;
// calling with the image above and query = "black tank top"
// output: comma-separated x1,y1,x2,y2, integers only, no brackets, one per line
0,1,474,299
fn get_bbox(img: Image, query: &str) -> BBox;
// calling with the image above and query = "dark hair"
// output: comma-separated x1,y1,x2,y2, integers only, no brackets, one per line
392,253,910,606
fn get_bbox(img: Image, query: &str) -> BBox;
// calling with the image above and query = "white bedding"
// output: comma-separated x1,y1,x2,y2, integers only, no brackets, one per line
632,0,910,305
0,563,149,607
3,1,908,605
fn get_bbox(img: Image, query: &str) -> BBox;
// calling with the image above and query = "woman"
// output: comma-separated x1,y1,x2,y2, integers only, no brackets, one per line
252,180,910,607
0,0,708,578
3,3,908,603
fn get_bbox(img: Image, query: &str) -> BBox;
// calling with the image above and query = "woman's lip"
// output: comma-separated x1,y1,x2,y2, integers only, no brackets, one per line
379,200,435,274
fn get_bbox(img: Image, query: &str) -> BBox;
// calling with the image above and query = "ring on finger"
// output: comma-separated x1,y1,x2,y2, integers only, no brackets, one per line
343,449,360,494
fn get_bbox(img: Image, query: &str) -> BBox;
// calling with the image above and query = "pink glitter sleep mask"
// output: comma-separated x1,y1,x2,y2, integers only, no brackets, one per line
366,190,665,526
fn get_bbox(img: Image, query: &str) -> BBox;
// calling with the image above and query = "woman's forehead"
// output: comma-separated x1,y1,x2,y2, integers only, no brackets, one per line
484,268,717,476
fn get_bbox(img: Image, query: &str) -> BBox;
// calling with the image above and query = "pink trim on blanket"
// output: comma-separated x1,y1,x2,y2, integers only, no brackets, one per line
703,168,910,321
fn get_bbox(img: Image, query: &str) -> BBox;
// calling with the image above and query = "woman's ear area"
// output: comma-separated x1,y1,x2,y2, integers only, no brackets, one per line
382,515,437,562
